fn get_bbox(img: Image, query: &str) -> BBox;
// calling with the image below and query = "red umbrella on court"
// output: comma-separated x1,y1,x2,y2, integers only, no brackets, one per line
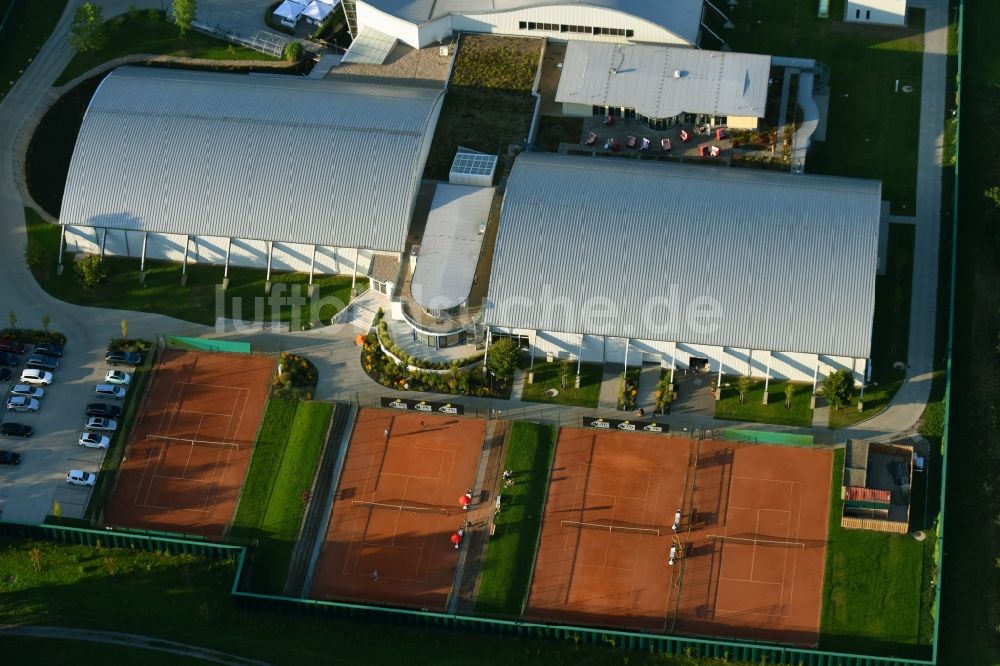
451,532,462,548
459,494,471,510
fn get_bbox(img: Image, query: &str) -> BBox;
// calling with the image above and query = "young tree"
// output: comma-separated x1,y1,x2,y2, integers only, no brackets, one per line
74,255,108,290
821,370,853,410
986,186,1000,209
736,375,753,404
784,382,795,409
8,309,16,331
559,359,574,389
172,0,197,35
121,318,129,341
283,40,303,62
40,314,50,333
69,3,107,54
486,337,519,383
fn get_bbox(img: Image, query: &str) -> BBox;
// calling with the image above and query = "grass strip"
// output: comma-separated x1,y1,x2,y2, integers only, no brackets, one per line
229,399,332,593
520,361,602,408
819,449,933,657
475,421,556,616
714,379,813,427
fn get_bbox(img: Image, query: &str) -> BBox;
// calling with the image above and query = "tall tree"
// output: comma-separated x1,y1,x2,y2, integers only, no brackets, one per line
486,337,519,383
821,370,853,410
68,3,107,54
172,0,197,35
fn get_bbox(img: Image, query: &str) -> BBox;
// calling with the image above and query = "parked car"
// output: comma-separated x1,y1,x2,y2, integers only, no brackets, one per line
66,470,97,486
6,396,39,412
85,417,117,433
0,352,18,368
0,450,22,466
0,368,10,382
105,351,142,367
10,384,44,399
85,403,123,419
78,432,110,449
104,370,131,386
32,343,64,358
19,369,53,386
0,422,33,438
25,355,59,372
0,340,26,354
94,384,126,400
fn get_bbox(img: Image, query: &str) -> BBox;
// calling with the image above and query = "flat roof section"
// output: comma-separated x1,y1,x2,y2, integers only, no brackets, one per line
556,41,771,120
411,184,494,311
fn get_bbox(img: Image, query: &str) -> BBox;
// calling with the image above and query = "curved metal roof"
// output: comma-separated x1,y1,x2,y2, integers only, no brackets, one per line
485,153,881,359
362,0,704,43
59,67,445,252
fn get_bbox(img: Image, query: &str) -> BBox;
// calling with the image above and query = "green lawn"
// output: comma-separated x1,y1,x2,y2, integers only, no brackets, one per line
0,535,713,665
829,223,914,428
820,450,934,657
521,361,602,408
229,399,331,594
725,0,924,213
55,8,275,86
475,421,557,616
26,209,363,328
714,379,813,427
0,0,68,102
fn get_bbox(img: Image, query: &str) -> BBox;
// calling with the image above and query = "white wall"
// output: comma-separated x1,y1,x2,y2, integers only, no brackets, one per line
61,226,376,276
505,325,867,384
356,1,422,47
844,0,907,25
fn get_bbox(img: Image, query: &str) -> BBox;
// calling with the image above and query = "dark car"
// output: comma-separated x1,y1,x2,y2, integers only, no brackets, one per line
25,355,59,371
32,343,64,358
0,422,33,438
105,351,142,367
0,340,26,354
0,450,22,466
0,368,10,382
85,403,123,419
0,352,18,368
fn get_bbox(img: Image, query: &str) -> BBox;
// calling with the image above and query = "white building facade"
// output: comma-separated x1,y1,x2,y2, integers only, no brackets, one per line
353,0,705,48
844,0,907,26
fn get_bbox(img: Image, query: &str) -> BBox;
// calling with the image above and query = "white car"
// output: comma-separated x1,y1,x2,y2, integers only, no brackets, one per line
85,417,117,432
19,369,53,386
78,432,110,449
10,384,44,399
67,470,97,486
103,370,132,386
6,396,39,412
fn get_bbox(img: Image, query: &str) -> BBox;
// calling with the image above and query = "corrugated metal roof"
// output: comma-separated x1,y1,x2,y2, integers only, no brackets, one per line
362,0,703,44
484,153,880,359
556,41,771,119
59,67,445,252
411,184,494,309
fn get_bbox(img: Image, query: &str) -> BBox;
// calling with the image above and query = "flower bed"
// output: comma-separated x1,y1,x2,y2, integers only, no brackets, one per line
272,352,318,400
107,338,153,354
374,317,482,371
616,367,640,411
0,328,67,346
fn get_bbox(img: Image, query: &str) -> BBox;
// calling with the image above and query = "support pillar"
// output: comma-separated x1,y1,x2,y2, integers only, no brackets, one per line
811,361,820,409
763,351,772,405
57,226,65,275
264,241,273,293
858,358,867,411
308,244,318,298
715,349,724,401
100,228,108,259
668,342,676,391
180,234,189,286
222,237,232,290
351,247,359,297
139,232,148,285
482,328,492,371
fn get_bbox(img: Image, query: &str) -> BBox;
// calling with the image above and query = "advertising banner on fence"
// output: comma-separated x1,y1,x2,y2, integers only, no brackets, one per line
582,415,670,434
381,397,465,415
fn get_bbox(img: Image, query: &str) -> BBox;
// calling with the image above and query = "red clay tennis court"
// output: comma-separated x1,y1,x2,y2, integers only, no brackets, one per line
310,408,485,610
104,349,273,536
525,428,692,631
667,441,833,646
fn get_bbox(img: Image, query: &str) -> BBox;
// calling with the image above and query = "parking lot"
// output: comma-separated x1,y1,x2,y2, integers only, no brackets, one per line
0,341,130,522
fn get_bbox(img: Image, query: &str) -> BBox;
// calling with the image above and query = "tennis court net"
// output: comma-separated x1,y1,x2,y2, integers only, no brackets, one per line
147,434,242,451
351,500,448,515
707,534,806,549
560,520,661,537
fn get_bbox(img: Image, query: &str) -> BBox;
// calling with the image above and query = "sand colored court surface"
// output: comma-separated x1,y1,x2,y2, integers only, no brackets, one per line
527,428,833,644
104,349,274,536
310,409,485,610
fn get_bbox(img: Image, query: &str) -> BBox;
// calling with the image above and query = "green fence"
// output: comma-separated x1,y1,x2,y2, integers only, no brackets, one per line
167,336,252,353
723,428,814,447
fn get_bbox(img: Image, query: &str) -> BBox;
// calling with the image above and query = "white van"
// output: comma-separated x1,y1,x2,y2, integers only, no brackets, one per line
94,384,126,400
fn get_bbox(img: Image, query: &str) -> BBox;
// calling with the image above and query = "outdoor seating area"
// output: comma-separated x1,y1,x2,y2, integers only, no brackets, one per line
574,116,740,161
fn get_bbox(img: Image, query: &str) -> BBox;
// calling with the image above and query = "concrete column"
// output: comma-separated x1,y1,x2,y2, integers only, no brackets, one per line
180,234,189,285
858,358,867,411
811,361,821,409
222,237,232,290
57,226,65,275
351,247,359,296
668,342,676,390
265,241,274,293
763,351,772,404
715,349,724,401
139,232,148,284
100,228,108,259
309,244,317,285
482,327,492,371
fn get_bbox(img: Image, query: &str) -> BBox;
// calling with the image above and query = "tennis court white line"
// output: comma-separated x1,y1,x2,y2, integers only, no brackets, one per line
150,474,212,482
176,409,235,418
719,576,782,586
731,474,798,485
728,506,791,512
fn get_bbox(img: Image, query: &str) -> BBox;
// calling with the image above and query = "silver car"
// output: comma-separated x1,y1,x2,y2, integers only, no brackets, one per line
66,470,97,486
78,432,110,449
6,396,39,412
85,417,117,432
10,384,44,399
